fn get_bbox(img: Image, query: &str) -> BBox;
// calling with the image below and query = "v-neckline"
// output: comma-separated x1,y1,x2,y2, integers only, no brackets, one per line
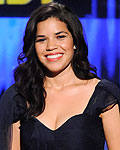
33,80,102,132
33,113,85,132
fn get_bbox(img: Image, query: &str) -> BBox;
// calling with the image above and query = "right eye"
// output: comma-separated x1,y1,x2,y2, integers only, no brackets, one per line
35,38,46,42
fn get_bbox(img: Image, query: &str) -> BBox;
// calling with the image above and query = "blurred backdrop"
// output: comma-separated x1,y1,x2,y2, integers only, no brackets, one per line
0,0,120,95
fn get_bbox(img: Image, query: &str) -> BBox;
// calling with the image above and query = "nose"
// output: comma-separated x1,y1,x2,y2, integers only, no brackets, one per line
46,39,58,51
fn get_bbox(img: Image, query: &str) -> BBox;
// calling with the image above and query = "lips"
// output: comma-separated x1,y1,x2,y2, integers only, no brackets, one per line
45,53,63,61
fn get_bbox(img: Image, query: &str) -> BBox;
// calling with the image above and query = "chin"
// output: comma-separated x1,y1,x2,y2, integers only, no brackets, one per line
44,67,64,77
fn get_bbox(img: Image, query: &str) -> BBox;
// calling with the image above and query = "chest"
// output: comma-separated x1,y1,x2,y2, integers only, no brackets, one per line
35,86,95,130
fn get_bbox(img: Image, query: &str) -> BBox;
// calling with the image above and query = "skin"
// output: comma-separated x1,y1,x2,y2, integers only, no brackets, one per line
12,17,120,150
101,105,120,150
35,17,74,76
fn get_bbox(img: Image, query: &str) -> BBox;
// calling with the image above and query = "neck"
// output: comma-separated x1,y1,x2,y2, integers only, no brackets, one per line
44,65,79,90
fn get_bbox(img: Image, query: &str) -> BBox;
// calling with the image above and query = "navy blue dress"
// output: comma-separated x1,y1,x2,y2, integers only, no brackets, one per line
0,79,120,150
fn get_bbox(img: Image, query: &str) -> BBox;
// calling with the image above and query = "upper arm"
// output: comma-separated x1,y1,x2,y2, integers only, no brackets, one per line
12,121,20,150
101,104,120,150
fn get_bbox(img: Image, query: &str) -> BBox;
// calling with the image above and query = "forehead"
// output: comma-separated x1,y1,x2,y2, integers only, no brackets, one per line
36,17,69,33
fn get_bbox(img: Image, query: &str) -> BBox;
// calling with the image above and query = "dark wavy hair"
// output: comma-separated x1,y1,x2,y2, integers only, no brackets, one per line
14,2,98,118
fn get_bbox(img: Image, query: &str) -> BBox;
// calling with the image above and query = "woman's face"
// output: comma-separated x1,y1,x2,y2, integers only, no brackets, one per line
35,17,74,74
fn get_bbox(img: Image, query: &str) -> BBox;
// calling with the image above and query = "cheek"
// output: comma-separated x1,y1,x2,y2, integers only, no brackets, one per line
60,40,74,50
35,44,44,57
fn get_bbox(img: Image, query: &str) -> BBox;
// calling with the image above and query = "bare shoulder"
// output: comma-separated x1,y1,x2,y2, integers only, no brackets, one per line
75,77,100,87
88,78,101,87
78,78,101,90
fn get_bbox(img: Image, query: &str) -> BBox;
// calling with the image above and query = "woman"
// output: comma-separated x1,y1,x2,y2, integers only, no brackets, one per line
0,2,120,150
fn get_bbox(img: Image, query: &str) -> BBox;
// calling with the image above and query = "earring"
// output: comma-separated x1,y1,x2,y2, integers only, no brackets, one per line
73,45,76,50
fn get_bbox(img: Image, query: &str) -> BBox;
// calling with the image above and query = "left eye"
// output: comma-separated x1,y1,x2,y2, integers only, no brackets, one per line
57,35,66,39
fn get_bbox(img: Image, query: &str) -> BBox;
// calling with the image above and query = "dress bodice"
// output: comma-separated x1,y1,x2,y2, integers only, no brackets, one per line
20,114,105,150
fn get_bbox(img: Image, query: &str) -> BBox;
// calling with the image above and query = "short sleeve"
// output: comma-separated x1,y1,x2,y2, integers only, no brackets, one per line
84,79,120,116
98,88,118,113
98,79,120,113
0,85,27,150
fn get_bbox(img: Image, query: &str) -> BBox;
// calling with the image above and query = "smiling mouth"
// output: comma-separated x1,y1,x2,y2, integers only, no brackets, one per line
46,53,63,61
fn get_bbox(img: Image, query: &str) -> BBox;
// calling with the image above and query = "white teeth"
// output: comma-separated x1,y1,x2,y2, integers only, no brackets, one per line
47,54,63,59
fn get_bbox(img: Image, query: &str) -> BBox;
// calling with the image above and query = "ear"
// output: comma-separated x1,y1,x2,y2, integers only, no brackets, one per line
73,45,76,50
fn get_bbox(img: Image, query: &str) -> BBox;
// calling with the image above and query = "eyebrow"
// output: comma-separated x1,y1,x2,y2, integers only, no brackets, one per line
36,31,68,38
55,31,68,35
36,35,45,38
